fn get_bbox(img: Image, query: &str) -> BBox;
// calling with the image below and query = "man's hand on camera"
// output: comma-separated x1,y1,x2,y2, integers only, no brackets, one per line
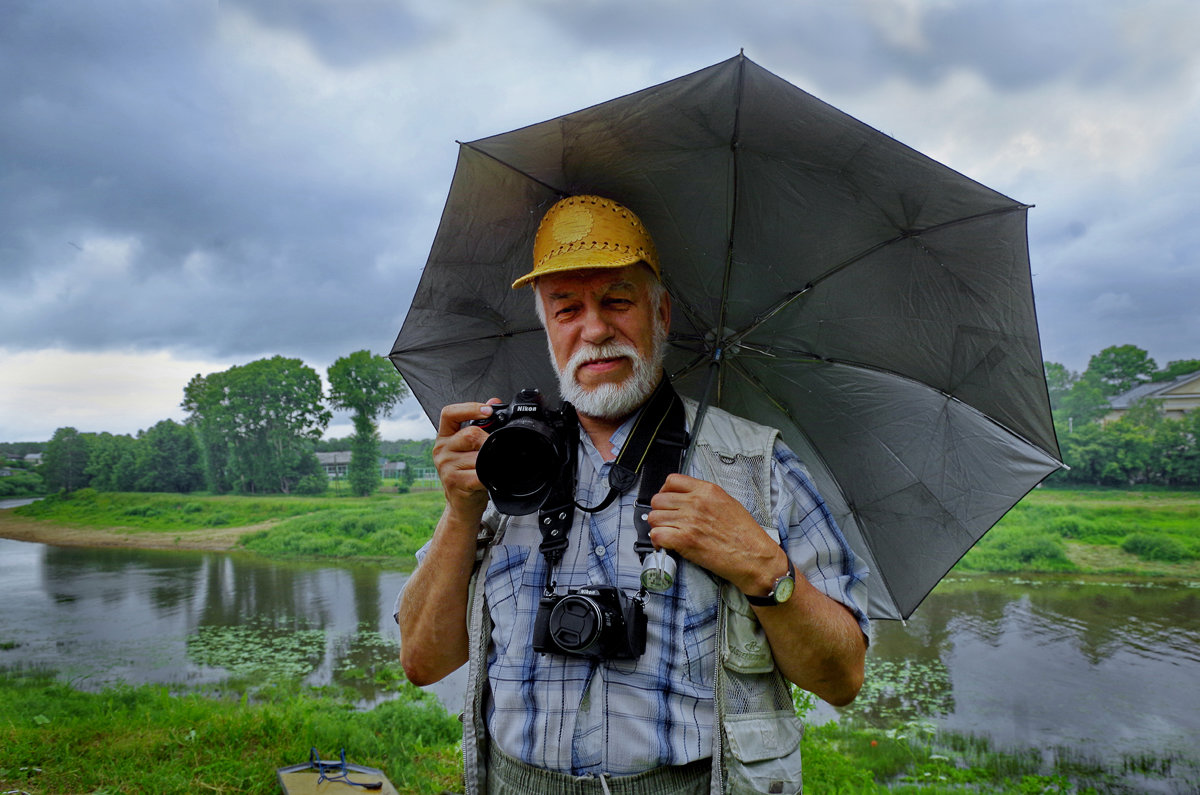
433,399,500,521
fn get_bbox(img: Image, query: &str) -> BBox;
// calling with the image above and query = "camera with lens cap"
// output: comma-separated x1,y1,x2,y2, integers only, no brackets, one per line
471,389,576,516
532,585,647,660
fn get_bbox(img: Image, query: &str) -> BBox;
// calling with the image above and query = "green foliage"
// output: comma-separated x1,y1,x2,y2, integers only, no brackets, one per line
1150,358,1200,382
1120,532,1195,562
294,471,329,495
1085,344,1156,396
1053,406,1200,487
183,356,331,494
958,525,1076,573
0,669,461,795
0,460,44,497
13,490,329,531
327,351,409,498
326,350,408,420
137,419,205,492
41,426,92,492
239,492,445,562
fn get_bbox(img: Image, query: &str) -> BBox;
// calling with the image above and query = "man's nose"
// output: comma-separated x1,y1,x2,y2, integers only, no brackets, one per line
580,306,615,344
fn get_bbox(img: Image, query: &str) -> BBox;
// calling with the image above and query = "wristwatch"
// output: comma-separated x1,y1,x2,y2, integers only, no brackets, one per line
743,555,796,606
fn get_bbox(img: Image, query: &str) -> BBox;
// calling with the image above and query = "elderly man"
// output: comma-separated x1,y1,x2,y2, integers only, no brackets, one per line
398,195,869,795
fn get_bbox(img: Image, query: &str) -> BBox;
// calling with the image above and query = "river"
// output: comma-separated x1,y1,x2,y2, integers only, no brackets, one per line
1,536,1197,787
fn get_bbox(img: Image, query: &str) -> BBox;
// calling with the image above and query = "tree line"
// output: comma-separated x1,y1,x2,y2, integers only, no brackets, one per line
2,351,425,498
7,344,1197,499
1046,345,1200,487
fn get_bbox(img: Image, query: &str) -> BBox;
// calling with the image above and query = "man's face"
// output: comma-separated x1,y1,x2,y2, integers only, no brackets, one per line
535,265,670,420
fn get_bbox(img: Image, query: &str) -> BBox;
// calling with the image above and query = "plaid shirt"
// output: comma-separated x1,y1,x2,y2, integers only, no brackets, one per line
416,416,868,777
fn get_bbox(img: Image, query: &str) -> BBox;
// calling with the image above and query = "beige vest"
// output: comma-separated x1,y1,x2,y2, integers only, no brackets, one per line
461,403,804,795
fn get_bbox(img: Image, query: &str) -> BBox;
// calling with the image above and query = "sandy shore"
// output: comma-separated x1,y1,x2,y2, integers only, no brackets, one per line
0,510,270,551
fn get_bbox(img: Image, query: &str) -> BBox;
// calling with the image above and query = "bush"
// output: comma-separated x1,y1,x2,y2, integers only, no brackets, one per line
1121,533,1194,562
294,472,328,495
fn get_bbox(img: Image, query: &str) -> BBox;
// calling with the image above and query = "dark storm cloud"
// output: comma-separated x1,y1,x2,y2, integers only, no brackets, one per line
224,0,431,67
0,0,438,363
2,0,1197,394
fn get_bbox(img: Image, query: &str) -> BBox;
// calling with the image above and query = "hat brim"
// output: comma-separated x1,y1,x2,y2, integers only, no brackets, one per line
511,250,658,289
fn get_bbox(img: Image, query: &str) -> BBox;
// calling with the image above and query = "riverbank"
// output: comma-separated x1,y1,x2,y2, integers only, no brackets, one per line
5,487,1198,577
0,509,267,551
1,489,443,563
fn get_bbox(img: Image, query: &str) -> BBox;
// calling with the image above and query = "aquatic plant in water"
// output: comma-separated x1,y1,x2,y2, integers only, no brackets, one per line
186,616,325,680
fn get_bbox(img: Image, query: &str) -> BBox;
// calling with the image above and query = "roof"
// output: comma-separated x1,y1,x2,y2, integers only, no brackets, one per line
315,451,352,465
1108,370,1200,409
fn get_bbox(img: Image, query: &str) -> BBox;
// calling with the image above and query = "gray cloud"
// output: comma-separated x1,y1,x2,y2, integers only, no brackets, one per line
1,0,1197,441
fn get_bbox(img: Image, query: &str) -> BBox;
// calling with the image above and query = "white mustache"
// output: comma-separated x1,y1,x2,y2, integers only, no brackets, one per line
566,341,638,381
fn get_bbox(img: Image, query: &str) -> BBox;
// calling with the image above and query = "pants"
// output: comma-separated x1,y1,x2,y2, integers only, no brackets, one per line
485,743,711,795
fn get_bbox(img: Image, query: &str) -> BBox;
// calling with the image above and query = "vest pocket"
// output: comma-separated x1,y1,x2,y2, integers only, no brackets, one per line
722,710,804,795
722,583,775,674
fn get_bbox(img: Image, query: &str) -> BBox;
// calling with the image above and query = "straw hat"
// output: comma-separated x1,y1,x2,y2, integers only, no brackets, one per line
512,195,660,289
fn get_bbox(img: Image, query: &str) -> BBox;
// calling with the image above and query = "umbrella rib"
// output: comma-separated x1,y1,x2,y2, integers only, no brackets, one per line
724,203,1032,348
722,355,923,618
682,53,747,473
389,325,546,356
458,140,565,196
806,203,1032,293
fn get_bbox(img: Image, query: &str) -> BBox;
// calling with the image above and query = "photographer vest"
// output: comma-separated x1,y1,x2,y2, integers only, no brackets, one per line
460,401,805,795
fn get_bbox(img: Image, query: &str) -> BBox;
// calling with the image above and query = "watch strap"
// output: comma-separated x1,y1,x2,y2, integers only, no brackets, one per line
743,555,795,606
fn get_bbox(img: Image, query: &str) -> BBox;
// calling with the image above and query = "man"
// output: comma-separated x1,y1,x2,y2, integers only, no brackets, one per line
398,195,869,794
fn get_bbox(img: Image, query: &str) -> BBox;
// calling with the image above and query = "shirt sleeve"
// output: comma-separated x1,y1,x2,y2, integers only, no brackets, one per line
771,438,870,637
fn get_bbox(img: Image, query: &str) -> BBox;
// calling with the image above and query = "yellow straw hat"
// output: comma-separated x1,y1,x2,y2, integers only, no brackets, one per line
512,195,660,289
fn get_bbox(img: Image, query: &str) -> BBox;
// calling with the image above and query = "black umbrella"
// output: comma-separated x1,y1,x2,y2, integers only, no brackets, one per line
389,53,1063,620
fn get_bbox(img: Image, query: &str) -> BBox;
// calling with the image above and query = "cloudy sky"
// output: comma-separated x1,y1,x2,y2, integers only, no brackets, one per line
2,0,1197,443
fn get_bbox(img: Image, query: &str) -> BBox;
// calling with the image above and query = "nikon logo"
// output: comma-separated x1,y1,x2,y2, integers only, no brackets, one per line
515,405,537,413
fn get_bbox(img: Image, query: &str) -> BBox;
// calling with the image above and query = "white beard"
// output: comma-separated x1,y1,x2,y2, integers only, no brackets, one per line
553,315,668,421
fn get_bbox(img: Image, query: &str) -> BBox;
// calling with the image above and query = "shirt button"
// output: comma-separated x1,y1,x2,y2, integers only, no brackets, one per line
595,545,606,557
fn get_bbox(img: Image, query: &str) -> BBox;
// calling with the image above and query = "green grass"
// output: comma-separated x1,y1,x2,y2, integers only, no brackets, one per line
239,492,444,563
12,488,447,565
0,669,461,795
13,488,335,530
955,487,1200,576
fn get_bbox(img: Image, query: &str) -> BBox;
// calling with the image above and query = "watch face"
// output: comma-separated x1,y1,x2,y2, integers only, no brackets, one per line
774,576,795,604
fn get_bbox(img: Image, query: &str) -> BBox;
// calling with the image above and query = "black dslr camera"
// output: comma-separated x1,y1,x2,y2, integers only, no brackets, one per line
533,585,647,660
471,389,576,516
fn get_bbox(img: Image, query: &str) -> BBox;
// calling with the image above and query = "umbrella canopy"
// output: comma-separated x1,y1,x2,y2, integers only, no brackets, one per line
389,53,1063,620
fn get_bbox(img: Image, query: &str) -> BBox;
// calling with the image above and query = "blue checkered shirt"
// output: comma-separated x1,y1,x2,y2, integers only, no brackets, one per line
416,416,868,776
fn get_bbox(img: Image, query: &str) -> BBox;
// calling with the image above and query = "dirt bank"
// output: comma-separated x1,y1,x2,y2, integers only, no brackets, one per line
0,510,270,551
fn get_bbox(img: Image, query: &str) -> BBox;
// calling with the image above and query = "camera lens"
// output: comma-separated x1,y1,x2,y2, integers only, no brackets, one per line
548,595,604,654
476,421,564,515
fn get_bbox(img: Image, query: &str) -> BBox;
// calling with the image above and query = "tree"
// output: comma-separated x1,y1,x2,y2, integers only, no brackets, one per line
1152,359,1200,382
85,433,140,491
1043,362,1077,413
327,351,409,497
42,427,92,493
182,357,331,494
136,420,204,492
1083,344,1157,396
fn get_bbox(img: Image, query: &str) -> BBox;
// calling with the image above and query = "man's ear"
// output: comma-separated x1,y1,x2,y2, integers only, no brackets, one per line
659,287,672,329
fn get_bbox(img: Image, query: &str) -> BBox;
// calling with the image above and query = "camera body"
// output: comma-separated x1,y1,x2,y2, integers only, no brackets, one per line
533,585,647,660
472,389,575,516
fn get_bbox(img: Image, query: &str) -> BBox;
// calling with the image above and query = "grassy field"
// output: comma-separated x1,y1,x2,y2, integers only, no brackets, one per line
4,661,1182,795
956,487,1200,577
13,485,1200,576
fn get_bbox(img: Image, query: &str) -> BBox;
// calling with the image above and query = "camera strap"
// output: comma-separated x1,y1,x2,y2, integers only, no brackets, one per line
537,379,688,573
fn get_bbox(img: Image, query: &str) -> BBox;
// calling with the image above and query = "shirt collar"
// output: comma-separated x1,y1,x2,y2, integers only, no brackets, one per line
578,411,639,474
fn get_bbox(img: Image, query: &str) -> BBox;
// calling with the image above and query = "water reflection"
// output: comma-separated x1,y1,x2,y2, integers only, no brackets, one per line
0,539,415,702
852,575,1200,763
2,537,1198,769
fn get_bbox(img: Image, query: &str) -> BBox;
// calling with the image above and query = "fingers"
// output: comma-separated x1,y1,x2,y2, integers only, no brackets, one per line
436,400,496,439
433,399,501,518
